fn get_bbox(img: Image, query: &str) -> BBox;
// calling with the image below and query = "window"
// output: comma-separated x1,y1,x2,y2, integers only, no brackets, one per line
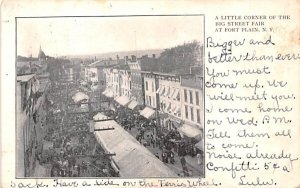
190,91,193,104
149,96,152,106
152,82,155,92
197,109,201,123
145,95,149,105
185,105,188,119
196,91,199,105
191,107,194,121
184,89,188,102
145,81,148,91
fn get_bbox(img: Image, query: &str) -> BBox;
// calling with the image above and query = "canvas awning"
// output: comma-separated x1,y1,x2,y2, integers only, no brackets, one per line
93,114,176,177
128,100,139,110
106,91,114,98
140,107,156,119
170,104,177,113
102,88,113,97
72,92,89,103
169,88,175,98
165,102,171,112
110,106,116,111
91,84,98,91
164,87,170,97
156,85,163,94
173,106,181,114
159,86,165,96
179,124,202,139
172,89,180,99
93,112,109,121
195,140,204,151
115,95,130,106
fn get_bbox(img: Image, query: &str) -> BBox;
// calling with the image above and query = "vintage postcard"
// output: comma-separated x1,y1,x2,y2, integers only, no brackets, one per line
1,0,299,188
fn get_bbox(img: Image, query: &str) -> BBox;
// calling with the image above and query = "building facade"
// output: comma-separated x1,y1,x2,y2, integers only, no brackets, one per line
127,57,144,107
102,55,204,141
181,74,204,129
143,73,157,109
156,74,182,130
16,73,50,177
119,69,131,98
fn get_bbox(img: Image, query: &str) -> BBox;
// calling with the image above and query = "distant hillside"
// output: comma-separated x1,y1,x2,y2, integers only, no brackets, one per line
17,55,38,62
67,49,163,60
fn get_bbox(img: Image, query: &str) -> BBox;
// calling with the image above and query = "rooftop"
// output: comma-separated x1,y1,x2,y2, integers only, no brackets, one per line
17,73,35,82
88,59,118,67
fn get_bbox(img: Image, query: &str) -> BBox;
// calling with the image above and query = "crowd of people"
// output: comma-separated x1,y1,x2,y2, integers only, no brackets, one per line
36,81,117,177
35,78,203,177
101,103,203,176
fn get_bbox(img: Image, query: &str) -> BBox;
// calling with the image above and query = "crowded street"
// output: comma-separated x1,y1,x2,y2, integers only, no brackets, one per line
33,78,118,177
31,74,204,177
16,22,205,178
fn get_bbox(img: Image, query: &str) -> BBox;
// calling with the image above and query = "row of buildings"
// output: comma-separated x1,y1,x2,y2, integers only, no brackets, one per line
16,47,51,177
82,54,204,140
16,73,50,177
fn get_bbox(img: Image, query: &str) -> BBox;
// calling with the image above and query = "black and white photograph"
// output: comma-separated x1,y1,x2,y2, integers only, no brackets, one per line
16,15,204,178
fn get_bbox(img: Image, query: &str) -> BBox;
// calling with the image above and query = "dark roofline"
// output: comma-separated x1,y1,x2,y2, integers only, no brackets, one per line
17,73,35,77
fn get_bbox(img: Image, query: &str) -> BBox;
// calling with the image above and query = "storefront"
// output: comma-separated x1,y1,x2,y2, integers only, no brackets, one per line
159,113,182,133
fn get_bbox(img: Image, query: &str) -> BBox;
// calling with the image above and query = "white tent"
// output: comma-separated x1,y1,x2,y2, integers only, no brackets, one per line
72,92,89,103
93,112,109,121
93,113,176,177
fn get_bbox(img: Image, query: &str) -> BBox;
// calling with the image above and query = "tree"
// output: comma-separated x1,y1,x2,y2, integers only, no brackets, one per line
158,41,202,74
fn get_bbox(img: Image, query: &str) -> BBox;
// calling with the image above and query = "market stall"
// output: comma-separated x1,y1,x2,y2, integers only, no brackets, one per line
93,113,176,177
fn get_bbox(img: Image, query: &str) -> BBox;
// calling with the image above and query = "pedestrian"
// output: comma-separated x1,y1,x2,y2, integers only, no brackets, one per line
180,156,186,168
156,137,160,148
162,152,168,163
183,165,189,177
151,138,155,148
161,152,165,162
170,151,175,164
197,152,202,165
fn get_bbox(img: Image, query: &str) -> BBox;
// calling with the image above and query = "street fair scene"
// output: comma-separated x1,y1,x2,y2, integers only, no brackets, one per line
16,17,204,178
25,75,204,177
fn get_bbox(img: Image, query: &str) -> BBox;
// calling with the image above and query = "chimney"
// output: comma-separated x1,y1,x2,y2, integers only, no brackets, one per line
152,54,156,58
95,56,97,61
109,57,112,60
131,55,136,62
116,55,119,60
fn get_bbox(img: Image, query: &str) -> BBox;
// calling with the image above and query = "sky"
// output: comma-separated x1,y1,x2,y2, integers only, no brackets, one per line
17,16,204,57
